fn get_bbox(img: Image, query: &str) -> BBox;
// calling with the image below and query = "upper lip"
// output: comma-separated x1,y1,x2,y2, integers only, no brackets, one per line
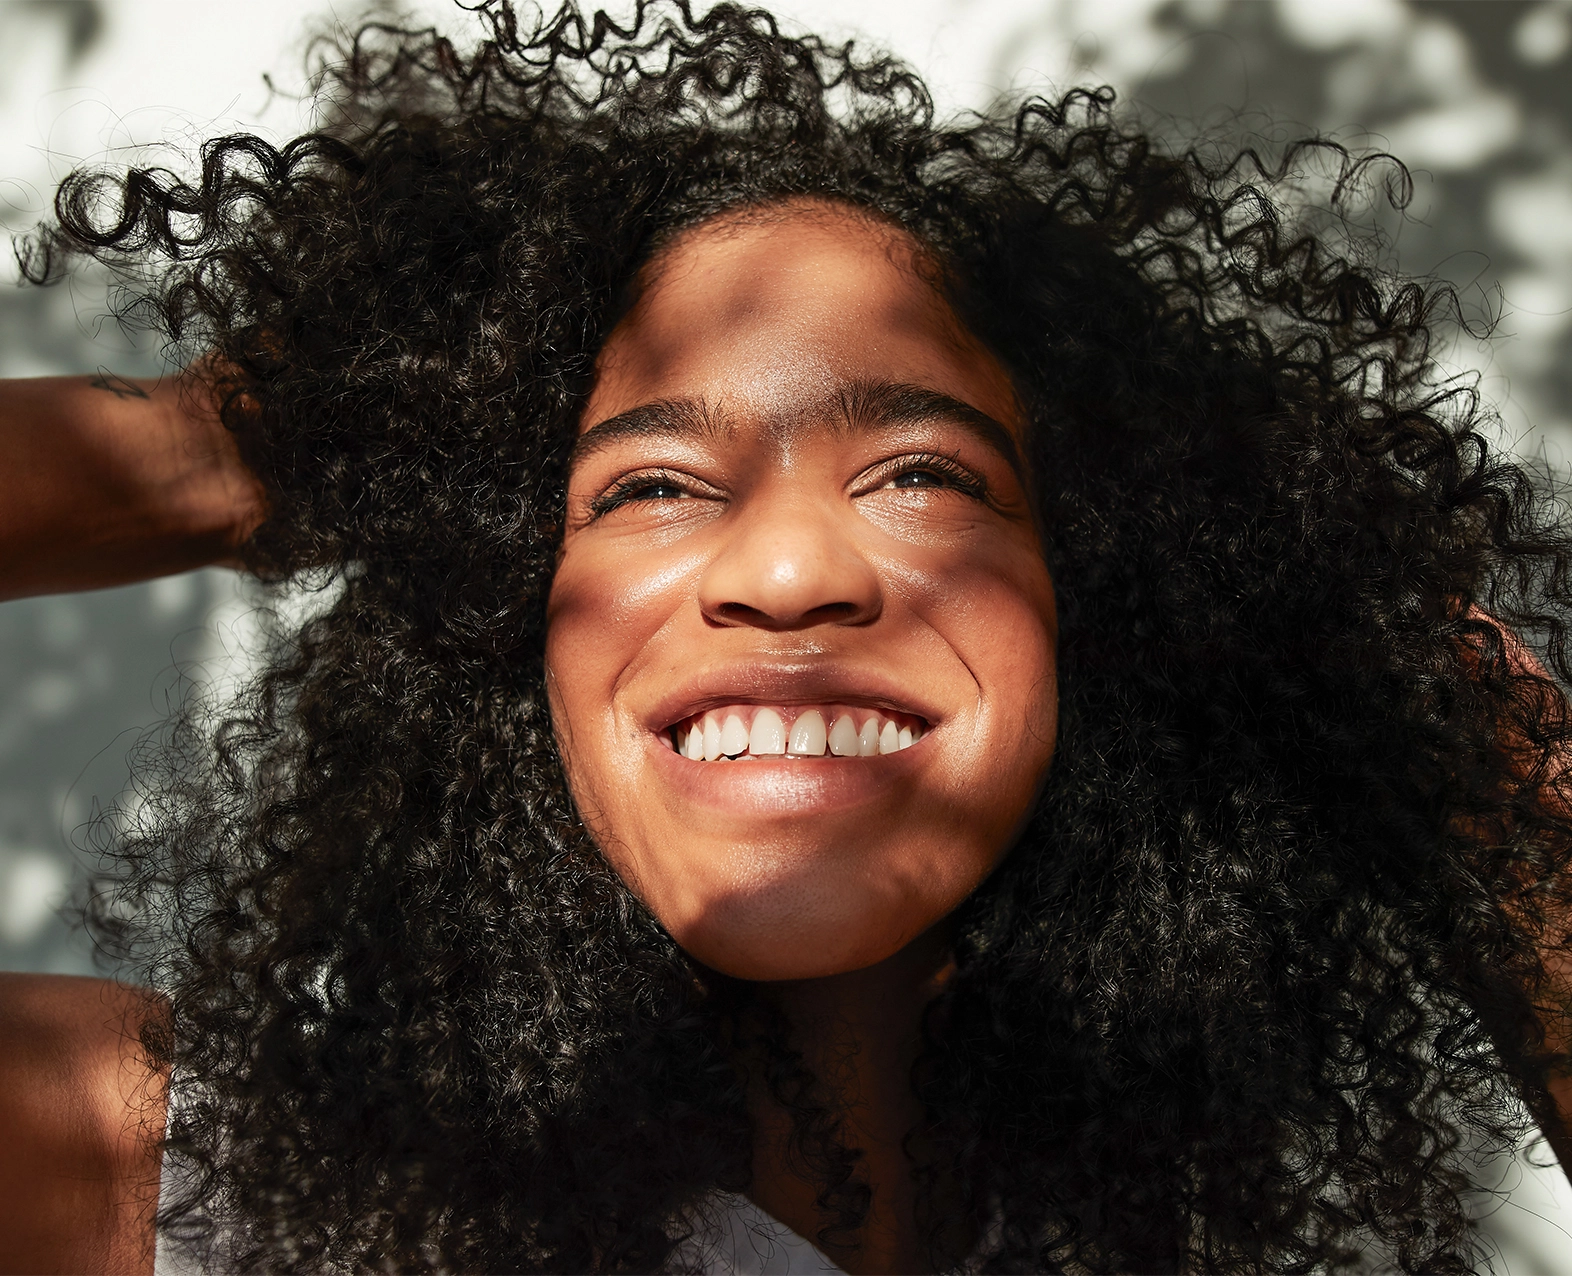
643,659,944,733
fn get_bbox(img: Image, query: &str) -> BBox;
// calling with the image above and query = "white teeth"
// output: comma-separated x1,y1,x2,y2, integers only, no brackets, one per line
787,709,828,756
828,714,860,757
749,707,786,755
858,718,881,756
719,713,750,757
677,707,924,760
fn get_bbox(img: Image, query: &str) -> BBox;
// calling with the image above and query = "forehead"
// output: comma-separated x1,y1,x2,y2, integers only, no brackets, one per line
580,201,1023,439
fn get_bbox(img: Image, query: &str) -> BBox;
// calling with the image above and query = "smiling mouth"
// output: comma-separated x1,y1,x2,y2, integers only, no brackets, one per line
668,704,926,761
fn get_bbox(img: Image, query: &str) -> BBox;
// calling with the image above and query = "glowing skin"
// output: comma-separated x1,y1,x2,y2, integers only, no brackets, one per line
546,201,1058,981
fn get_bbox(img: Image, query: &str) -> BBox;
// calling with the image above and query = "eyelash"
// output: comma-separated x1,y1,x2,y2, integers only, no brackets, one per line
587,452,991,519
588,468,697,518
871,451,989,499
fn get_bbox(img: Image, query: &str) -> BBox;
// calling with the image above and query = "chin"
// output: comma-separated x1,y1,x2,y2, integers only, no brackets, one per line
658,837,967,981
678,914,917,981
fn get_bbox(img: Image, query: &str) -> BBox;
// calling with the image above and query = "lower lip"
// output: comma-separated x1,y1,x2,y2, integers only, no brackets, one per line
647,733,926,817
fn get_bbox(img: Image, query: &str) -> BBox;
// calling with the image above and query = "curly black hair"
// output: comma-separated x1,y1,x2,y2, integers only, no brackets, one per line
24,1,1572,1270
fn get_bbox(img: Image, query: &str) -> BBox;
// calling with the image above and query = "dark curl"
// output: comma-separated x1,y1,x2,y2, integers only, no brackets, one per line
25,1,1572,1270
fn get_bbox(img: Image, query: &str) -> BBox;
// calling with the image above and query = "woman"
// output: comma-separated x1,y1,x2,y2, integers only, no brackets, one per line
2,2,1570,1271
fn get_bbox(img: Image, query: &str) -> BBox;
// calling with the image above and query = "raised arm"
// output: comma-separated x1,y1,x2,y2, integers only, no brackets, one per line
1457,610,1572,1175
0,371,265,602
0,974,167,1276
0,373,257,1270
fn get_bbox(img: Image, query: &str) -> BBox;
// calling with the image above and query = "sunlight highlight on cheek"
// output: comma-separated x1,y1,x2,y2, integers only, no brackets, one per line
855,498,991,547
548,543,703,636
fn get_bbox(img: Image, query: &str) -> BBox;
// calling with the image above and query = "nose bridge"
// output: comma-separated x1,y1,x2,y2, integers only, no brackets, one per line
697,481,882,629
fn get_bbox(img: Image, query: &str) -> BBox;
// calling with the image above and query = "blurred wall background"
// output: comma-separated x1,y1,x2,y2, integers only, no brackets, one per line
3,0,1571,1268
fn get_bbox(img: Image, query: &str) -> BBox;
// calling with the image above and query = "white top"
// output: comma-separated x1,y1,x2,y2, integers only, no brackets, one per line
671,1194,846,1274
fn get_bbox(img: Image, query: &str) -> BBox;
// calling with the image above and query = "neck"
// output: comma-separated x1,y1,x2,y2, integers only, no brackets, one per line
739,923,961,1276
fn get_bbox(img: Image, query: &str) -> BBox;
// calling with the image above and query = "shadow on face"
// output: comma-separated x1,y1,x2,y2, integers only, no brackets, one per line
546,199,1058,980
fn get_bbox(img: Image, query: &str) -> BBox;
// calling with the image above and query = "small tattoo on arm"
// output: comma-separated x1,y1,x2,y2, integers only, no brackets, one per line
89,369,150,399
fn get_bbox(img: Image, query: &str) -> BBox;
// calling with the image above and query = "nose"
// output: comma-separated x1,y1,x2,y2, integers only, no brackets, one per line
697,497,882,630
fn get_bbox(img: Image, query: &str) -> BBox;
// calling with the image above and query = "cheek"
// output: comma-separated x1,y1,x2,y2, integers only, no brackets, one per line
890,544,1059,853
969,579,1058,770
542,541,682,817
885,537,1058,740
543,556,609,780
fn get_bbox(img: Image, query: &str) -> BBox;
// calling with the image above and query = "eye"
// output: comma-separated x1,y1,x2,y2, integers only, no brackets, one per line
890,468,950,489
621,479,686,501
588,468,712,519
866,452,989,500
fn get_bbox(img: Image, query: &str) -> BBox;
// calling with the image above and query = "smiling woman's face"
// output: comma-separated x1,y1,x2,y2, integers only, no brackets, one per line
546,201,1058,980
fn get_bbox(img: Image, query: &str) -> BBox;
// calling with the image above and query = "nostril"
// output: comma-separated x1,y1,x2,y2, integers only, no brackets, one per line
708,601,770,626
708,599,867,629
806,601,864,623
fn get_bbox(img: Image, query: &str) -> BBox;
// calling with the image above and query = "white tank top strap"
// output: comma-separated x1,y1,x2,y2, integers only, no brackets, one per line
670,1192,846,1274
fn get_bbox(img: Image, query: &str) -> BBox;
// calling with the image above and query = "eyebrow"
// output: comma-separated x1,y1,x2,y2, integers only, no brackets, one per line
570,379,1025,477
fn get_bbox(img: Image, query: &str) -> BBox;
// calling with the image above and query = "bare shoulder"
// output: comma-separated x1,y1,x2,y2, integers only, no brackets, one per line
0,973,168,1276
